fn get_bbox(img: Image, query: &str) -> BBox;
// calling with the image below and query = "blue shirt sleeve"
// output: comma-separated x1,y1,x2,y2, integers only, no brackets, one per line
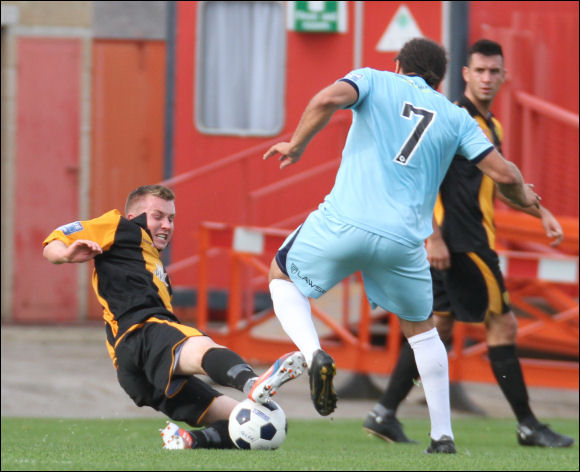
337,68,371,109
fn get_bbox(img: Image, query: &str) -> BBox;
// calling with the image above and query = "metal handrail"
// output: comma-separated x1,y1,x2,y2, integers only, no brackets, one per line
158,114,350,189
514,90,579,128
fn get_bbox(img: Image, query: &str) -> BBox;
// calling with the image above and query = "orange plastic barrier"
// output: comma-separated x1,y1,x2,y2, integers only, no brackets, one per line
191,219,578,389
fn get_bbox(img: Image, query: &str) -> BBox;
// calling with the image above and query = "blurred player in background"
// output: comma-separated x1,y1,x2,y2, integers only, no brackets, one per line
262,37,541,454
364,39,573,449
43,184,306,450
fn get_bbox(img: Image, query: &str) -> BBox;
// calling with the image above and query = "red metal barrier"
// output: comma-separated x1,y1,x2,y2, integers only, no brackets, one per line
191,219,579,389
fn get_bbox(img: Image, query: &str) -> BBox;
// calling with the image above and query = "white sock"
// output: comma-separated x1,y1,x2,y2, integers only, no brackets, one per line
269,279,321,366
408,327,454,441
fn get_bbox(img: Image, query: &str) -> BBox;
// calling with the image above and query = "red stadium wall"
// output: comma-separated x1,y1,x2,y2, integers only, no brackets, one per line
168,1,444,289
90,40,166,218
9,38,167,322
12,38,82,322
6,1,577,323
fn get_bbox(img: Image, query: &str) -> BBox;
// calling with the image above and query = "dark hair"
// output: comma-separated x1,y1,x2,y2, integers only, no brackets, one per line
395,37,447,88
467,39,503,65
125,185,175,213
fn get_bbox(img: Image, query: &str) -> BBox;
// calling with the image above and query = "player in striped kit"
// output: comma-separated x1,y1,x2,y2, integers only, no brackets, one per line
43,184,306,450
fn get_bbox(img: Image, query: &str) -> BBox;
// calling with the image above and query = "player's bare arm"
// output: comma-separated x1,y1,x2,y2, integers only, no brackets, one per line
476,149,540,208
263,81,357,169
43,239,103,264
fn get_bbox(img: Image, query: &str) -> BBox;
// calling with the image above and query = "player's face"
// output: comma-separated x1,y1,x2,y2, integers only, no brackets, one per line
128,195,175,251
463,53,505,104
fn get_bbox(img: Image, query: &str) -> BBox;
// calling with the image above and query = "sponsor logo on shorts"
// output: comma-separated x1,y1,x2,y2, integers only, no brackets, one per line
290,263,326,294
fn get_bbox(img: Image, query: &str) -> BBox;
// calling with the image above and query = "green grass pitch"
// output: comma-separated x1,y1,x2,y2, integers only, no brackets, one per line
1,417,578,471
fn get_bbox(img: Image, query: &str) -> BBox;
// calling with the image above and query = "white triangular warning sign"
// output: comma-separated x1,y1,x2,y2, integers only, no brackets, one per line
376,5,424,52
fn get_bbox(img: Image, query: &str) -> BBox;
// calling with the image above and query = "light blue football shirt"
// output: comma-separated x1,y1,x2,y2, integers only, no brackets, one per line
321,67,494,247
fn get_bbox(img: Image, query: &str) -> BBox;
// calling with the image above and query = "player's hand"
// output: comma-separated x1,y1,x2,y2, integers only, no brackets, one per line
540,209,564,247
427,236,451,270
263,142,303,169
65,240,102,263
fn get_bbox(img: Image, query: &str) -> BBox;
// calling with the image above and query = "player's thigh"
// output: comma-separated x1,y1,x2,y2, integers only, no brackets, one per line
118,318,206,395
157,376,226,427
362,238,432,322
279,210,368,298
115,354,157,408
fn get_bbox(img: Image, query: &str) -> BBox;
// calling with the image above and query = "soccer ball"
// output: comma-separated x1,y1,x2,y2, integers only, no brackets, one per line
228,399,287,450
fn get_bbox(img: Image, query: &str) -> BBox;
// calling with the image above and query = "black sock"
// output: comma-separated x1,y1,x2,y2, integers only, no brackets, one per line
488,344,537,425
201,347,257,391
378,339,419,414
189,420,235,449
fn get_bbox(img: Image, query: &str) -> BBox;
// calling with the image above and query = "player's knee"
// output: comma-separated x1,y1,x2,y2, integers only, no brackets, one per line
502,314,518,342
434,315,453,342
177,336,223,375
486,311,517,344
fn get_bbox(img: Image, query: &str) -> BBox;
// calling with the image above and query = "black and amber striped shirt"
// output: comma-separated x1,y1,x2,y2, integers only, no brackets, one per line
433,96,504,252
43,210,176,363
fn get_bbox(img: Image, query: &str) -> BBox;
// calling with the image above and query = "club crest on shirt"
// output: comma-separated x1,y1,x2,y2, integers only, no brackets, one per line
57,221,83,235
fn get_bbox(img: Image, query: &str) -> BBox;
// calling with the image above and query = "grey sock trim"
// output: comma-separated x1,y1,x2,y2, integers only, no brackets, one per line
372,404,394,419
226,364,254,380
242,376,258,395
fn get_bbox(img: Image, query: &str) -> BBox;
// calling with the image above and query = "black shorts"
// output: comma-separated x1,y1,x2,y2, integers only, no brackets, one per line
431,248,510,323
115,317,222,427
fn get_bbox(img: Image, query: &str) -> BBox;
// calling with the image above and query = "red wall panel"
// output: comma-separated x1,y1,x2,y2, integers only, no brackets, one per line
470,1,578,112
91,40,166,217
362,2,442,70
88,40,166,319
170,1,356,287
13,38,81,322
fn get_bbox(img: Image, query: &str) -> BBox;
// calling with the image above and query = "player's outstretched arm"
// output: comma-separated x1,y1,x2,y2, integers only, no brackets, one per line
263,80,357,169
43,239,102,264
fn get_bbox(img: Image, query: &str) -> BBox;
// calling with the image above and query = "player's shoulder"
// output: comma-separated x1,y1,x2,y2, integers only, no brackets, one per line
344,67,393,84
87,209,123,227
96,209,122,221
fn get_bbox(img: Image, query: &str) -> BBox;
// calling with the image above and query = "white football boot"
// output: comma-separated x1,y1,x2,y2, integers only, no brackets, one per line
248,351,307,403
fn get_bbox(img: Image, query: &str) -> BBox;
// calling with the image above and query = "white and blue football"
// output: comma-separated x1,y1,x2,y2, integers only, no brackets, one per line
228,399,287,450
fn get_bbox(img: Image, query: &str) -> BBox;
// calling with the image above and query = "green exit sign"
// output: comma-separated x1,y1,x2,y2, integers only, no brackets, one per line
287,1,347,33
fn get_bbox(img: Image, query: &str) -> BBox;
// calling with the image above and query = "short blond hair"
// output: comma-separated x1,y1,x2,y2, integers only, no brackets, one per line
125,185,175,214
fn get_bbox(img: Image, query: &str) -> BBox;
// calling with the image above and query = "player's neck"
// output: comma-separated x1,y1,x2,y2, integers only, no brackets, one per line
464,91,492,117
